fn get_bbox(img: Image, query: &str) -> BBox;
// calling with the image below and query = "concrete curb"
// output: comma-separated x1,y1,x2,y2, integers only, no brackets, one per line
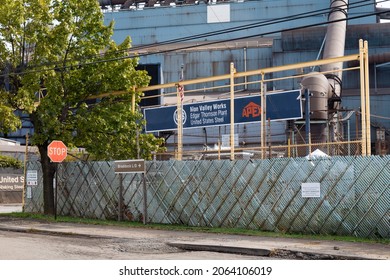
0,225,110,239
167,242,272,257
166,242,373,260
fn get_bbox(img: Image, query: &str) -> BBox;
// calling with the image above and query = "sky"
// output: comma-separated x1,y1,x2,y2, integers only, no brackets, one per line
377,0,390,22
377,0,390,7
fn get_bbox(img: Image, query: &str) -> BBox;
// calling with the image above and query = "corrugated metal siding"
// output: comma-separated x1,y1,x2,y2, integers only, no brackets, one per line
105,1,377,46
141,47,272,90
342,94,390,140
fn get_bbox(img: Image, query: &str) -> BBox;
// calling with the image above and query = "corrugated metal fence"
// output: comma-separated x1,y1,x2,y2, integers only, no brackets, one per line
25,156,390,238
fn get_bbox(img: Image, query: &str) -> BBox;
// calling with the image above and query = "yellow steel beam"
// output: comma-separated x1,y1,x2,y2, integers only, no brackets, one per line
86,53,360,99
34,54,361,105
235,54,360,78
364,40,371,156
260,74,266,160
136,54,360,93
230,62,236,161
359,39,367,156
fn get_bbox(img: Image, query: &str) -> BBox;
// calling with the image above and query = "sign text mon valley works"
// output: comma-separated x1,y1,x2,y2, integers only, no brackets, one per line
144,90,302,132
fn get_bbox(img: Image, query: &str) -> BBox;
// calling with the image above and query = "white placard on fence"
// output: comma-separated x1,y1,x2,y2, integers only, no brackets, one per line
27,170,38,186
301,182,321,198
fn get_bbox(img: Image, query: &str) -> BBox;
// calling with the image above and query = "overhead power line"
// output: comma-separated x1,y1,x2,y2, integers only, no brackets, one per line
128,0,379,52
0,0,388,77
77,0,389,57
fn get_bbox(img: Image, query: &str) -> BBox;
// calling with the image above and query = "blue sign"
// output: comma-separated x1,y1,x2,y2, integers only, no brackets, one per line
144,90,302,132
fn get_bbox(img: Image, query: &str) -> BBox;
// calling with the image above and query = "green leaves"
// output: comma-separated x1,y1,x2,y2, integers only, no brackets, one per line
0,0,164,160
0,104,21,133
0,155,23,169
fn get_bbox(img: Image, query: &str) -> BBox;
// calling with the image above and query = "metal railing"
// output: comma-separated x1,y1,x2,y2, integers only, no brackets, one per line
154,140,365,161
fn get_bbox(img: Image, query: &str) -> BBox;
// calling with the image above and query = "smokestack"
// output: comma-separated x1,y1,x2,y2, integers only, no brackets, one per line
301,0,349,143
321,0,348,103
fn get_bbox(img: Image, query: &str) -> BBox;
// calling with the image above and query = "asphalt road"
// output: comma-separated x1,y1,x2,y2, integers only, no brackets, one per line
0,204,268,259
0,204,388,261
1,204,388,280
0,228,269,260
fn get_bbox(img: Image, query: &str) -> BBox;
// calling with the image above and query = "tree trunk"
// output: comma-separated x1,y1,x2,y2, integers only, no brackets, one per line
38,142,56,215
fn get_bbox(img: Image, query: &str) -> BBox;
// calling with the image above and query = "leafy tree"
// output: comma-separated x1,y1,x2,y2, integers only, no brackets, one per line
0,0,164,215
0,155,23,169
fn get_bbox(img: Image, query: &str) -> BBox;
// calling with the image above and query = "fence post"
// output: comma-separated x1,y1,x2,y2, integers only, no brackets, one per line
176,85,183,161
230,62,236,161
305,89,312,155
287,138,291,158
364,40,371,155
268,118,271,159
359,39,367,156
118,173,123,222
261,73,266,159
142,173,147,225
22,133,29,212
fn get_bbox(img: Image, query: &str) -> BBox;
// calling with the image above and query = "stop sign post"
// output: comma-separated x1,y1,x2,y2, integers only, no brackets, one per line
48,140,67,163
47,140,67,220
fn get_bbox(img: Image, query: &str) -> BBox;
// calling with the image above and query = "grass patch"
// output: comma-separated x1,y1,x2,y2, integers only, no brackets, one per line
1,212,389,245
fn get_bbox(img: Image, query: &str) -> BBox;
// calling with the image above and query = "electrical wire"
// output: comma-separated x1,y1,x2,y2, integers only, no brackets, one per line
8,4,385,67
129,0,380,52
369,113,390,120
1,0,388,78
99,0,387,54
134,5,388,58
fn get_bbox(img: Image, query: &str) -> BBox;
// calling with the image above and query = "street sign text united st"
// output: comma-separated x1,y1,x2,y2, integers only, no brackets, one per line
114,159,145,173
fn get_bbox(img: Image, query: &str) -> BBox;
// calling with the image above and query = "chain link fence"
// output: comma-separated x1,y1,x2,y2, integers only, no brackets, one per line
155,140,367,161
25,155,390,238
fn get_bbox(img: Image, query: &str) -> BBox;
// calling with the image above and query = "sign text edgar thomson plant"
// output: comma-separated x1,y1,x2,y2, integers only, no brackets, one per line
143,90,302,132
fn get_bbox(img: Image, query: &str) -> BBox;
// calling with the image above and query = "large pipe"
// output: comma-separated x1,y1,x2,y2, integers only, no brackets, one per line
301,72,330,119
323,0,348,143
301,0,348,143
321,0,348,102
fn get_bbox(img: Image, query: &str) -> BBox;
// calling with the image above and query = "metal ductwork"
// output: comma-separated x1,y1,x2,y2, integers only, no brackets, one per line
301,72,330,120
321,0,348,104
301,0,348,142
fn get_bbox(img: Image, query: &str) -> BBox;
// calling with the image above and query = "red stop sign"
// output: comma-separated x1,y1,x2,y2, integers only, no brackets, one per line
48,140,67,162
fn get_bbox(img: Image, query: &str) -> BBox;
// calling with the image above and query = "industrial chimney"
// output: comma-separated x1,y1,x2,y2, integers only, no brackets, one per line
301,0,349,143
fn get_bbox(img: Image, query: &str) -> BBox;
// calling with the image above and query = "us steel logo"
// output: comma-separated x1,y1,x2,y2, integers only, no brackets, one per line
173,108,187,126
242,102,261,118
